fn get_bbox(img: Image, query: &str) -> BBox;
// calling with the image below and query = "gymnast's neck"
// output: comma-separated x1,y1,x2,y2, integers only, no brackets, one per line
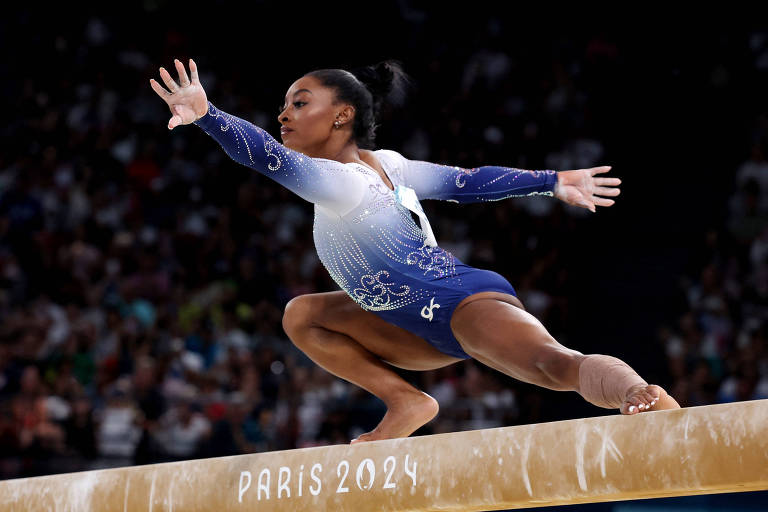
305,138,375,168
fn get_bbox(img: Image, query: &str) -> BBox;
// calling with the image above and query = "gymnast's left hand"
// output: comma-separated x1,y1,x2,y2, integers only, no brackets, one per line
553,166,620,212
149,58,209,130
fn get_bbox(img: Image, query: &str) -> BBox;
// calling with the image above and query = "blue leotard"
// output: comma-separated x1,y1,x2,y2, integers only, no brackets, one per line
194,103,558,358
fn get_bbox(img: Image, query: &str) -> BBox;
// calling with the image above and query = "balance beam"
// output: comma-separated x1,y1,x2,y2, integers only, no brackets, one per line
1,399,766,511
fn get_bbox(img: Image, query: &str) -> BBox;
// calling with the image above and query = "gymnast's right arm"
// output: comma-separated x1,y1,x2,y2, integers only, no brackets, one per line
149,58,363,215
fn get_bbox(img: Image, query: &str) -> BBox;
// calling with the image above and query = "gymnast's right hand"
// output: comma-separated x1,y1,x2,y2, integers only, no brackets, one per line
150,58,208,130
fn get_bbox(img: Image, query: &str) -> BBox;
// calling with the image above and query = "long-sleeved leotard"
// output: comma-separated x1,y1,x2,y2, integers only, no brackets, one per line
194,102,558,358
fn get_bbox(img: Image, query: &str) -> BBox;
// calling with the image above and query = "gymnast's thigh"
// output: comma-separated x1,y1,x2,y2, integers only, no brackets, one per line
313,291,465,371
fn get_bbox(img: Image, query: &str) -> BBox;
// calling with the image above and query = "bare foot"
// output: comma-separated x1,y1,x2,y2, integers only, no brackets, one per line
621,384,681,415
350,391,439,444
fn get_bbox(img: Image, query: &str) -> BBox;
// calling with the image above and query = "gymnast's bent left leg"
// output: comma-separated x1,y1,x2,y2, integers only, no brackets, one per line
283,291,464,443
450,291,681,414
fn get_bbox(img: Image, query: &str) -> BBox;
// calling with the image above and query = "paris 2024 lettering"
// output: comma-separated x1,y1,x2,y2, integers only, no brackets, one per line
237,454,418,503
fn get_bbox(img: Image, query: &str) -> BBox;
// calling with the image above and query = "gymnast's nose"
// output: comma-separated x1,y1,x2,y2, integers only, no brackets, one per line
277,107,290,125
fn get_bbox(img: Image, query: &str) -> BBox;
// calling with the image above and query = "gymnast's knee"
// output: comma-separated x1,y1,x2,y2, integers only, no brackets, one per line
282,294,322,338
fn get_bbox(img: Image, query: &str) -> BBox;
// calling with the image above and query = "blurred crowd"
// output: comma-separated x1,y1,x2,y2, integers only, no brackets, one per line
1,7,767,480
660,137,768,407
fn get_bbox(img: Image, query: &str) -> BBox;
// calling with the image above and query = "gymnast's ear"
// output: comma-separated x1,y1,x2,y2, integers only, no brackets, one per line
335,104,356,127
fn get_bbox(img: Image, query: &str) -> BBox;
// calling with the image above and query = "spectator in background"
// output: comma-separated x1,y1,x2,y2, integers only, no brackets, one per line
153,391,210,461
206,392,269,456
64,396,97,463
94,379,142,469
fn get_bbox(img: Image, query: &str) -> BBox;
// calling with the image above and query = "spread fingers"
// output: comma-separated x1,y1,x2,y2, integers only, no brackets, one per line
189,58,200,84
174,58,190,87
149,78,171,99
594,186,620,196
159,66,179,92
594,177,621,186
592,196,615,207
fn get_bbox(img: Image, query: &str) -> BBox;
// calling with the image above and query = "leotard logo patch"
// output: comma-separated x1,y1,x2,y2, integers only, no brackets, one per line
420,297,441,322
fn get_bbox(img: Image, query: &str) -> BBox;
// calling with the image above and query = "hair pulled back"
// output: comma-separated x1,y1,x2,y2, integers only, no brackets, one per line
305,60,412,149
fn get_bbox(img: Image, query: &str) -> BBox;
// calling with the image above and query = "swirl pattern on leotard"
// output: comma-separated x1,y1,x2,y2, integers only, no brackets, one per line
352,270,411,310
455,166,480,188
406,244,455,278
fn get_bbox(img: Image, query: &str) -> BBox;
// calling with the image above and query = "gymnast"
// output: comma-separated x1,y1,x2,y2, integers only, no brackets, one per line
150,58,680,444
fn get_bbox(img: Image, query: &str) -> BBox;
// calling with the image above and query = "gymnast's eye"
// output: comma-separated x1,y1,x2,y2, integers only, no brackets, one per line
278,101,306,113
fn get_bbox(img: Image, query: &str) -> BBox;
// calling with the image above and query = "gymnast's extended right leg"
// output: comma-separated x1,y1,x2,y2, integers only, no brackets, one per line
283,290,680,445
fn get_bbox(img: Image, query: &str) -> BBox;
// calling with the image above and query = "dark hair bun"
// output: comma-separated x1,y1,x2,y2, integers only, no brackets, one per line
304,60,413,149
352,60,412,114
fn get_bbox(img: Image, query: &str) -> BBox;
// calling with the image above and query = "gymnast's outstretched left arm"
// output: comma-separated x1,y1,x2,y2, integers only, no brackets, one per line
379,149,620,212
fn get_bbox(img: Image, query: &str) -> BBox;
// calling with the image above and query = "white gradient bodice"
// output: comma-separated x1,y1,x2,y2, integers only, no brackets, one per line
194,103,558,312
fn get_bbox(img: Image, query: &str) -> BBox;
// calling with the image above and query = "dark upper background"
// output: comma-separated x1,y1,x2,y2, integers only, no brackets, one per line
1,5,767,508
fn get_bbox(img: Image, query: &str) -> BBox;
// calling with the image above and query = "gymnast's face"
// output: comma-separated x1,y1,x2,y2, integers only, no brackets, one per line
277,75,354,156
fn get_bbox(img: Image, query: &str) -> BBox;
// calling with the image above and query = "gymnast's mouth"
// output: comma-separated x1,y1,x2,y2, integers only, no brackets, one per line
280,127,294,135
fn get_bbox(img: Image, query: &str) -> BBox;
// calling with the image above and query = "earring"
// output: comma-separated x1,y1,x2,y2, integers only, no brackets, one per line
334,121,341,128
